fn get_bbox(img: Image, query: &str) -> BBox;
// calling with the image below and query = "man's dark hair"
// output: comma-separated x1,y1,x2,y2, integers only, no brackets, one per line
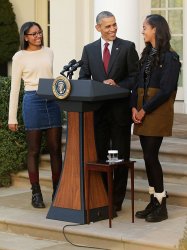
96,11,114,24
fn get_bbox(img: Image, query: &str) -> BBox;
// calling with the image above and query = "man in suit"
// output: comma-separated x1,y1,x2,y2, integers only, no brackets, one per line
79,11,139,212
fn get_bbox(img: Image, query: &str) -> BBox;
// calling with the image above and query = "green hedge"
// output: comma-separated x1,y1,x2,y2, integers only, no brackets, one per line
0,76,27,186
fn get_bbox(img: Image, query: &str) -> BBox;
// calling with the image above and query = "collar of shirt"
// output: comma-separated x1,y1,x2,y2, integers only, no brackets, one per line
101,38,113,58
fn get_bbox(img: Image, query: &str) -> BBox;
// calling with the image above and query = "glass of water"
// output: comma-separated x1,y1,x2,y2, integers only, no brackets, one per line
107,150,118,162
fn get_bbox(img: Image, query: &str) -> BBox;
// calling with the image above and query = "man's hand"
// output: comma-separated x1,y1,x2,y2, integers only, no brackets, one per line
103,79,118,86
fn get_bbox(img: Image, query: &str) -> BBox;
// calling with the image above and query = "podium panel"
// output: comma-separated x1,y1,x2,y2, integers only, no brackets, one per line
37,79,130,223
47,112,108,223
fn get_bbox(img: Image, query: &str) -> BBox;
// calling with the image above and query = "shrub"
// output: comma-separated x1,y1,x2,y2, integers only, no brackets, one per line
0,76,27,186
0,0,19,64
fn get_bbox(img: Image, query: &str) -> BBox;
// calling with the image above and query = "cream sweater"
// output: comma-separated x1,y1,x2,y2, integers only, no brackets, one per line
8,46,54,124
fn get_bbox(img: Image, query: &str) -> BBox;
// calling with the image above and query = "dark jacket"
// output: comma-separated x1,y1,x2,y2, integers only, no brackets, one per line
132,50,181,136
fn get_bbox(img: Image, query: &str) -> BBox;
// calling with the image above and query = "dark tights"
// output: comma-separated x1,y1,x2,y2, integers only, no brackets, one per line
139,135,164,193
26,127,62,186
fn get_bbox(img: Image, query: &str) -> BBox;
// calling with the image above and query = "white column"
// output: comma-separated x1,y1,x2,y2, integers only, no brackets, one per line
50,0,76,77
183,1,187,113
93,0,140,53
50,0,93,78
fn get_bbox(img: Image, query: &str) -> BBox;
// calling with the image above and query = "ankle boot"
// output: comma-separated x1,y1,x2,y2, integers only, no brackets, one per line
31,183,45,208
135,194,155,219
145,197,168,222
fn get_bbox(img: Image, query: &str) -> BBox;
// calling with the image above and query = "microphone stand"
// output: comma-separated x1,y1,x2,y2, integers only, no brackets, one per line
67,71,74,80
60,72,67,77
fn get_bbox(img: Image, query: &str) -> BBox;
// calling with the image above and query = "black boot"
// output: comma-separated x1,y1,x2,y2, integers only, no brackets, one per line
145,197,168,222
31,183,45,208
135,194,155,219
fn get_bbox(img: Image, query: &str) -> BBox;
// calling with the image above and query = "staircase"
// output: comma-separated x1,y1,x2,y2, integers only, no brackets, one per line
0,114,187,250
12,114,187,208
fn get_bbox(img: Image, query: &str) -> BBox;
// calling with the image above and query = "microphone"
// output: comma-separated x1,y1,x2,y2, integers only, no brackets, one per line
60,59,77,75
67,60,84,74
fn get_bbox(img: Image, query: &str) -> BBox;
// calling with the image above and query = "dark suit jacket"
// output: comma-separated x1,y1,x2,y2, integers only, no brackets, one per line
79,37,139,126
79,37,139,90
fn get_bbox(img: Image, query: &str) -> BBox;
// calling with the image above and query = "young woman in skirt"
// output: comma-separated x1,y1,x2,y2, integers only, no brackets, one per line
131,14,181,222
8,22,62,208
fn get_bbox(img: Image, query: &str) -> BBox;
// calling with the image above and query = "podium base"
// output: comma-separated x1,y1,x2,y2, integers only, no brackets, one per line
46,206,109,224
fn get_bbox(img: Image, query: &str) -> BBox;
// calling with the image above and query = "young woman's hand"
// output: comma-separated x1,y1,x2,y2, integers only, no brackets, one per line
136,108,146,122
132,108,146,123
8,124,18,132
132,107,141,123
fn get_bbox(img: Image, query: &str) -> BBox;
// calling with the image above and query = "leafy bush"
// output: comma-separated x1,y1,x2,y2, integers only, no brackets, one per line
0,76,27,186
0,0,19,64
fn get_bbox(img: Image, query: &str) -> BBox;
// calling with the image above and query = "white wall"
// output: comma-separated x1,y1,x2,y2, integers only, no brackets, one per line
10,0,35,30
50,0,93,78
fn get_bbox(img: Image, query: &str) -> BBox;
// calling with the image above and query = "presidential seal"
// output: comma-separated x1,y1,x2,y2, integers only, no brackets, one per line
52,75,71,99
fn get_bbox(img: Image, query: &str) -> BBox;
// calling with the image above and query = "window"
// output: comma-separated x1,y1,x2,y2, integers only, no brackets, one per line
47,0,50,47
151,0,183,87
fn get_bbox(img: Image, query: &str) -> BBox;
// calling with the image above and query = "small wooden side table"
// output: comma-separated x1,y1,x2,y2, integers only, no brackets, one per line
85,160,135,228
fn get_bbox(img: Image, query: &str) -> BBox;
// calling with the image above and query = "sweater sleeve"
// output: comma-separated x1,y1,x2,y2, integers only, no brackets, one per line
8,53,23,124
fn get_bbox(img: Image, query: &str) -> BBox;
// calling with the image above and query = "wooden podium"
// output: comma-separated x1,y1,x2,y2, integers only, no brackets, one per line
37,79,129,223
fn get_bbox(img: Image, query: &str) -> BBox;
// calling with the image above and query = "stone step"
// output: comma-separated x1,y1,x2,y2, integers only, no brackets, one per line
133,158,187,185
39,153,65,169
39,154,51,169
126,178,187,207
11,163,187,207
11,169,53,189
172,113,187,139
0,231,81,250
131,137,187,163
0,186,186,250
15,155,187,187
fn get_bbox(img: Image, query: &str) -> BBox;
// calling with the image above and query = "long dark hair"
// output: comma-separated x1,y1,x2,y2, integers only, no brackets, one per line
20,21,44,50
140,14,171,66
